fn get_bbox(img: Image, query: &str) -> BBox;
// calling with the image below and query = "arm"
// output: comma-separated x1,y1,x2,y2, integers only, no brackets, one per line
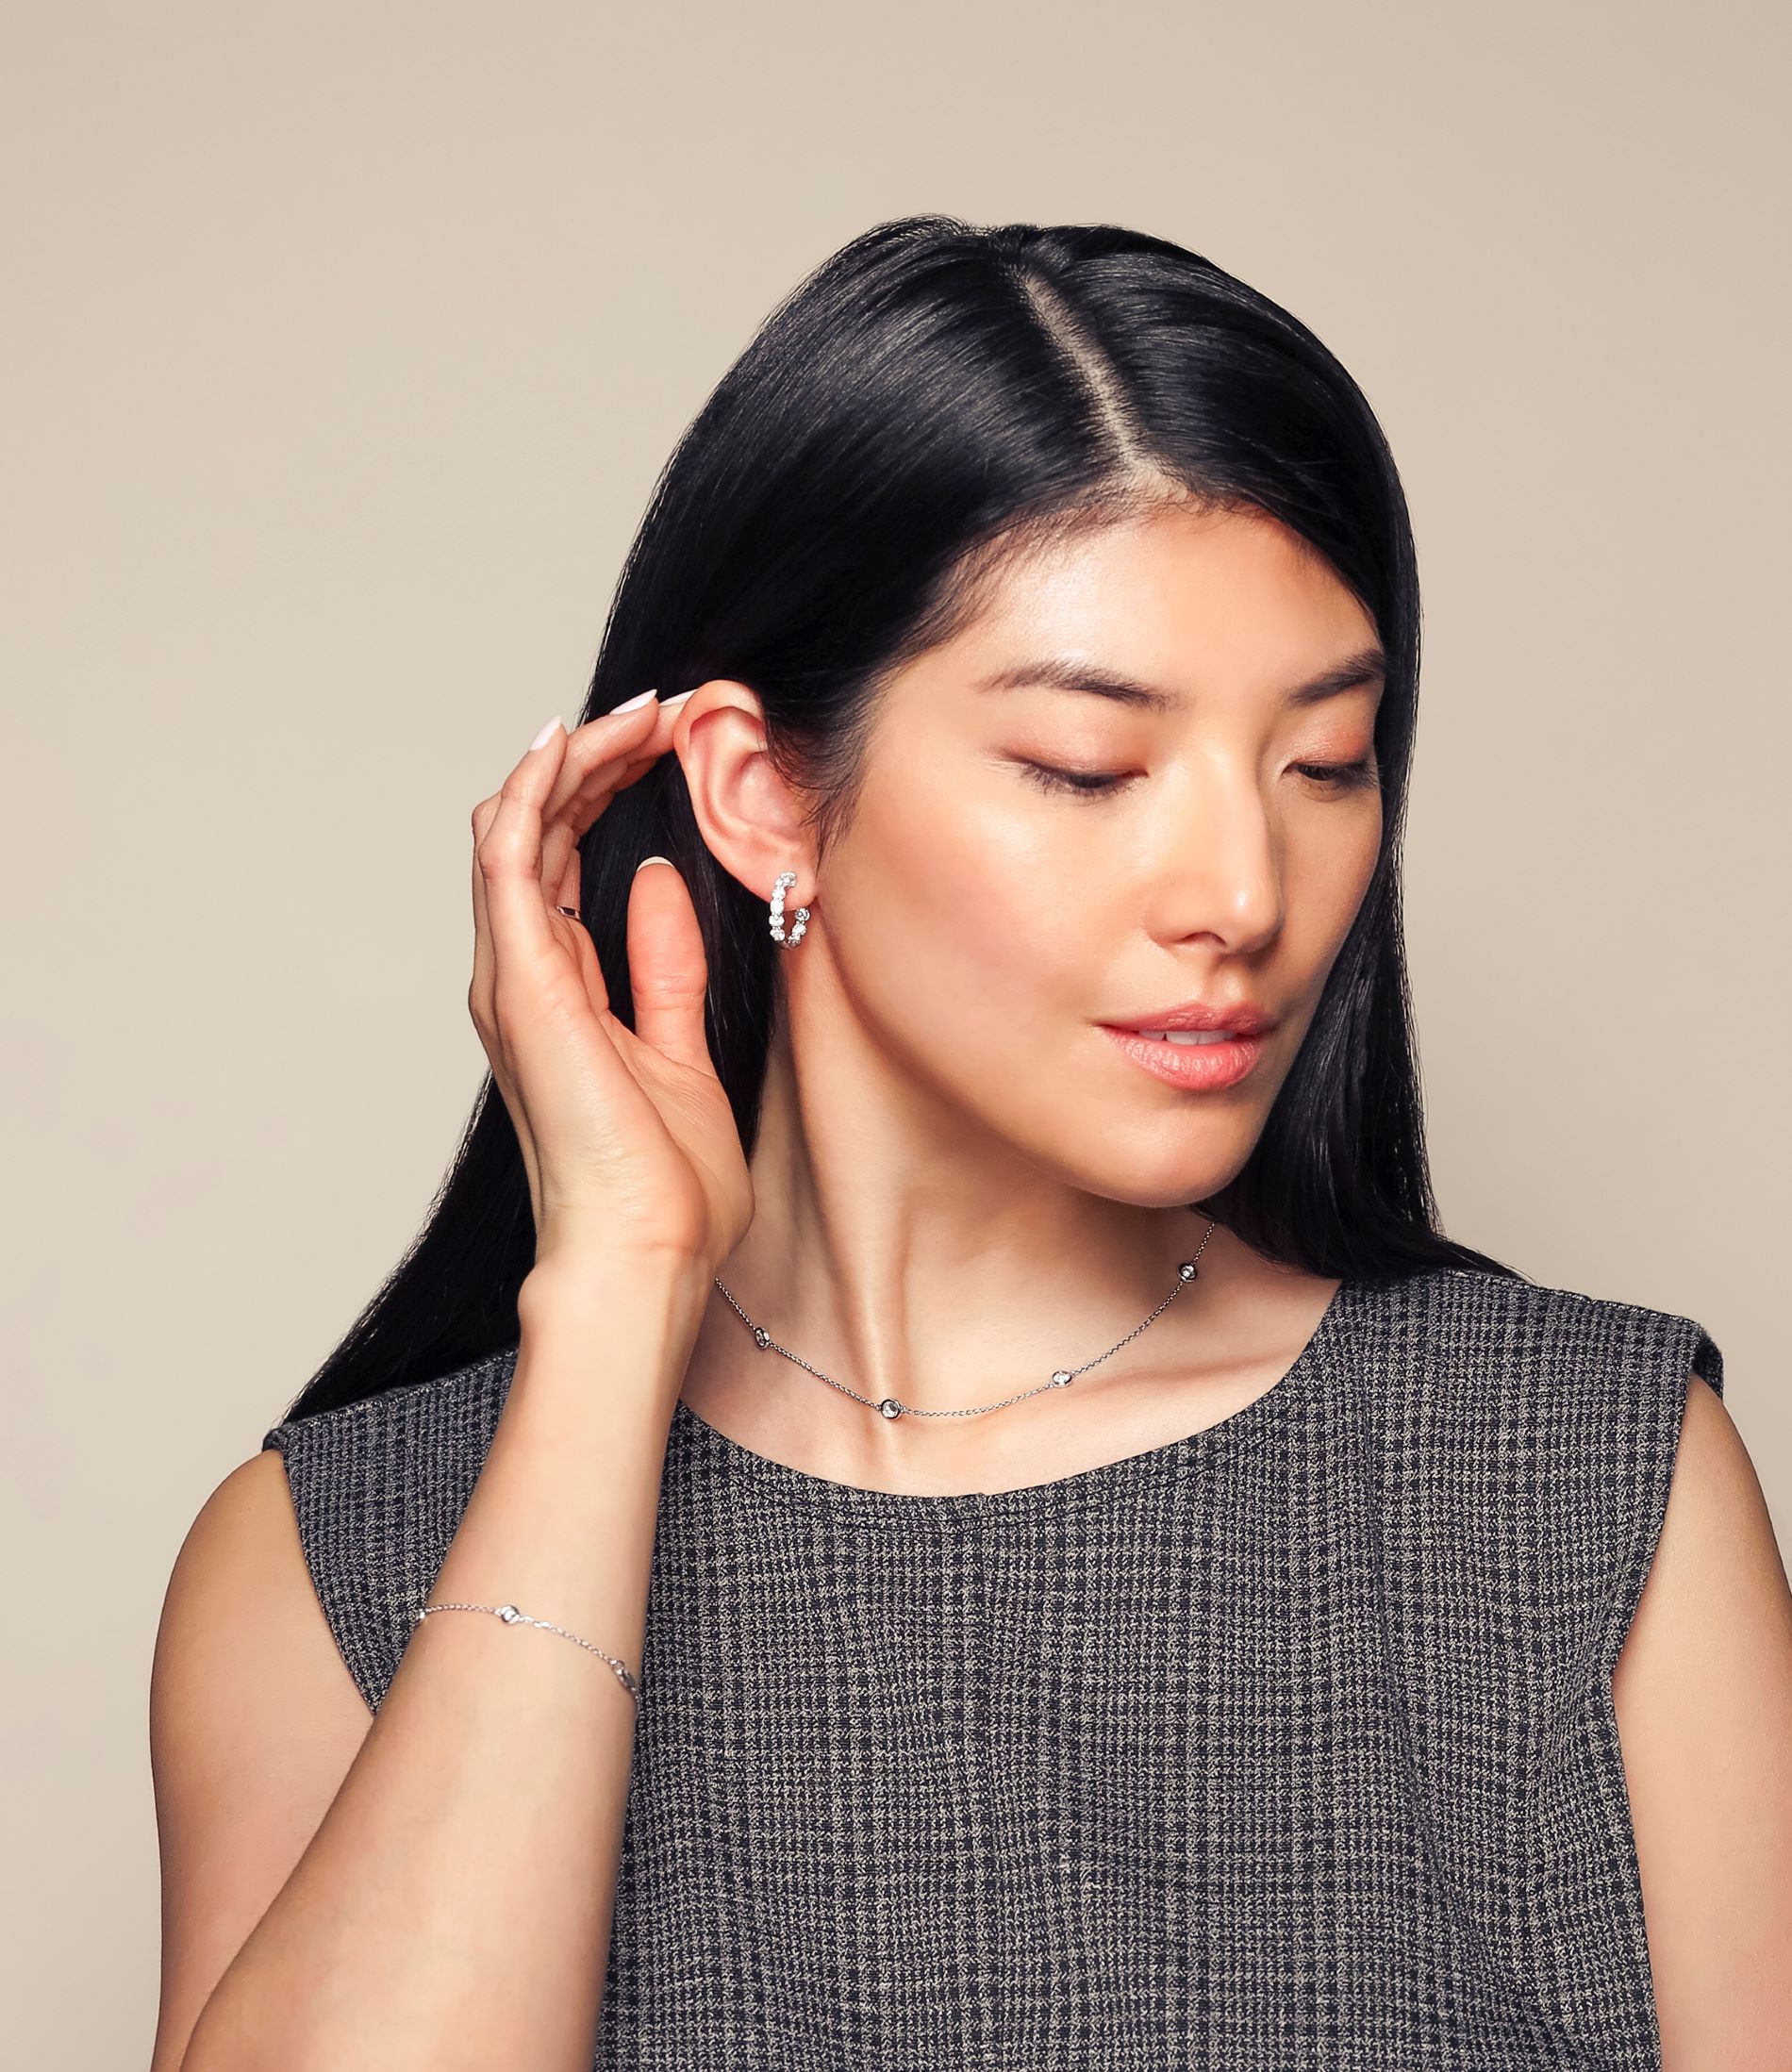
1612,1372,1792,2067
153,1257,708,2072
152,693,748,2067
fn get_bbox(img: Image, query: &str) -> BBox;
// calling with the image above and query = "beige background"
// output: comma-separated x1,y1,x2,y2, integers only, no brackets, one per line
5,1,1785,2059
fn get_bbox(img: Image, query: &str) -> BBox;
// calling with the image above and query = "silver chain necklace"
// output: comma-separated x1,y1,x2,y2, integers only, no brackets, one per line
712,1215,1219,1422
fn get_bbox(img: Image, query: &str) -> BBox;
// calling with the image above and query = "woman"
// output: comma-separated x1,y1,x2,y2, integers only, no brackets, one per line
151,216,1792,2068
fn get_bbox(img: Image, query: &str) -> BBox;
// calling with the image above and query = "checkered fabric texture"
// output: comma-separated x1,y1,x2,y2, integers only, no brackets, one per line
262,1266,1724,2070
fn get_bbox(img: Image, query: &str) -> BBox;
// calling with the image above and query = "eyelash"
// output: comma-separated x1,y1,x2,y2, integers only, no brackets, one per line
1020,758,1380,800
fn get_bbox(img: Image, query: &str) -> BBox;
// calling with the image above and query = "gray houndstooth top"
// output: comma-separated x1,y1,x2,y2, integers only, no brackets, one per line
261,1265,1724,2070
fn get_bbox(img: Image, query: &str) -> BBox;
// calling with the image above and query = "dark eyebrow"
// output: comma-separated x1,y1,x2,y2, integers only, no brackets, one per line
972,643,1388,714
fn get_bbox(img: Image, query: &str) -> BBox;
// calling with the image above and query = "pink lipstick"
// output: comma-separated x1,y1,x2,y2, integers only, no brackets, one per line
1096,1000,1277,1092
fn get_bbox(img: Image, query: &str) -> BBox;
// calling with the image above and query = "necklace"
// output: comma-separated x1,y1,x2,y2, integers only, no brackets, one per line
711,1215,1219,1422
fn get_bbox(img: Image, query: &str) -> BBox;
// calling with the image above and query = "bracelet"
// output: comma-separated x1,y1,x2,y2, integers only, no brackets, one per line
413,1600,642,1712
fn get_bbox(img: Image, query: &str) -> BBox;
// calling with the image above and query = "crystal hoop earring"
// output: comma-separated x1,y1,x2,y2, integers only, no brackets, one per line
769,870,809,949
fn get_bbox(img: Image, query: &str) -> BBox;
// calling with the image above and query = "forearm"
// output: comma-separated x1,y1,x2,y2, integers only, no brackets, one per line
183,1256,708,2071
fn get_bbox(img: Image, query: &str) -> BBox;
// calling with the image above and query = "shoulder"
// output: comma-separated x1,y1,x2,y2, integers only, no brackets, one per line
1372,1261,1723,1401
262,1340,522,1466
1618,1369,1783,1686
262,1343,522,1541
1367,1263,1724,1482
159,1447,330,1667
1610,1368,1792,2048
258,1343,521,1711
1362,1264,1727,1673
152,1448,374,2063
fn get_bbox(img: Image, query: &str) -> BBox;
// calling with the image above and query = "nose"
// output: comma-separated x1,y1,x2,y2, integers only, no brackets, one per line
1153,757,1285,955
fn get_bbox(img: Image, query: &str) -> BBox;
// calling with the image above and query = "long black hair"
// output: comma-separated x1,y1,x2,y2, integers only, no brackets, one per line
273,213,1516,1428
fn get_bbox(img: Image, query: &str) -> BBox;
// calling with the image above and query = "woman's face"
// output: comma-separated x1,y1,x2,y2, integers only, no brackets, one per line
810,502,1386,1206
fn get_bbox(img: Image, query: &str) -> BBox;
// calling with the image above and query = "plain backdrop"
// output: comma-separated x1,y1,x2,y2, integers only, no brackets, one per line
4,2,1785,2062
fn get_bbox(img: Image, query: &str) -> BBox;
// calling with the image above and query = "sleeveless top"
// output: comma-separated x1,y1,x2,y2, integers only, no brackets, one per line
262,1264,1724,2071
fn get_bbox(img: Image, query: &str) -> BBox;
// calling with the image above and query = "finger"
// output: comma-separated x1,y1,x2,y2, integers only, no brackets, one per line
475,701,671,1031
538,748,656,912
478,718,573,978
468,789,547,1214
549,843,582,919
539,748,669,904
540,693,674,828
538,710,678,894
470,790,502,1030
626,856,715,1075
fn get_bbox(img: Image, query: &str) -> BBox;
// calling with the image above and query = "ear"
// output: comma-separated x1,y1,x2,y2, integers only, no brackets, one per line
670,678,818,910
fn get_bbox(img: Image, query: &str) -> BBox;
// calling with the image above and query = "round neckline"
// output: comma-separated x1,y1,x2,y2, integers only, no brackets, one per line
671,1275,1356,1511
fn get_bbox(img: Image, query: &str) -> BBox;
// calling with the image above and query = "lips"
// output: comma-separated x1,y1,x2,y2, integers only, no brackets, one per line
1098,1022,1269,1091
1099,1002,1279,1036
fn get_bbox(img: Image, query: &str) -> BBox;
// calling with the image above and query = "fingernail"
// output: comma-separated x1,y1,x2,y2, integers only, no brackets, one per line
529,714,562,750
613,687,658,713
635,854,674,872
659,688,696,706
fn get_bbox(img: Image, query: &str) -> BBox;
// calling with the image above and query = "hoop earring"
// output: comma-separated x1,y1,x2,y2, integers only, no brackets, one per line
769,870,809,949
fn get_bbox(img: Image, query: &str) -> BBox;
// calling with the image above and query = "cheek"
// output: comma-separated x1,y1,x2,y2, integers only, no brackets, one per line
1285,802,1382,955
838,768,1098,1036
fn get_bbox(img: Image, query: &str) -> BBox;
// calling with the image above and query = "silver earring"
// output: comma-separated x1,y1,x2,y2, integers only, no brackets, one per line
769,870,809,949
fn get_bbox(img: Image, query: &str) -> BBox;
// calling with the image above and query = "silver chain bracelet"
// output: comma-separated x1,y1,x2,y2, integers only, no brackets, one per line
414,1600,642,1713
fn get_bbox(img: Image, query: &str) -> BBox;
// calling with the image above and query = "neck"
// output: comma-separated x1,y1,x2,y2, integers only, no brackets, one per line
686,1019,1280,1457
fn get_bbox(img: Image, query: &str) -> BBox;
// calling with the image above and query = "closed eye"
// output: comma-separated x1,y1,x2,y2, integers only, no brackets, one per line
1291,758,1379,791
1020,762,1131,800
1021,759,1380,800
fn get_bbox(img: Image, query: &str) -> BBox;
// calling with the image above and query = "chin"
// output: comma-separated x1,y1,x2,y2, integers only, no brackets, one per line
1059,1135,1255,1213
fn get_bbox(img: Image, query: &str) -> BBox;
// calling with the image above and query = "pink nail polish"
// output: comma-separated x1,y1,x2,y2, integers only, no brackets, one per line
530,714,562,750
